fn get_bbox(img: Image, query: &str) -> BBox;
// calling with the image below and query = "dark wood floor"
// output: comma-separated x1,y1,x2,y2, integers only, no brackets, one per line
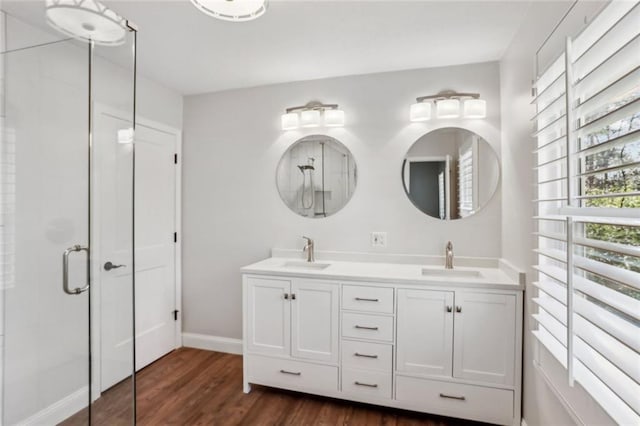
62,348,482,425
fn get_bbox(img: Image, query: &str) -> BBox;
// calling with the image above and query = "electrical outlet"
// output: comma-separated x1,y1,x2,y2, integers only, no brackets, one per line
371,232,387,248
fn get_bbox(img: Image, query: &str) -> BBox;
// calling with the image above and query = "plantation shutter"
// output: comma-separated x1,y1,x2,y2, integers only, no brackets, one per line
532,1,640,424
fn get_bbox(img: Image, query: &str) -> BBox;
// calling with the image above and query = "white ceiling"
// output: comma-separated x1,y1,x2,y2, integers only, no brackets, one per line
3,1,532,95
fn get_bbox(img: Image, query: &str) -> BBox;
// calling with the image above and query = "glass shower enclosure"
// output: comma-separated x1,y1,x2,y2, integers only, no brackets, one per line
1,1,137,424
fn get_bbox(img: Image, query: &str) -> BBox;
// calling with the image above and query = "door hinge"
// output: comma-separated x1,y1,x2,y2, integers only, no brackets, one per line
173,309,179,321
174,232,177,243
174,153,178,164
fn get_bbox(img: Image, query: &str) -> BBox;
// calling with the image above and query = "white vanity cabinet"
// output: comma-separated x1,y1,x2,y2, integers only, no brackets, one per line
452,291,516,385
246,276,339,363
395,289,518,425
397,289,454,377
243,276,340,395
396,289,516,384
242,262,523,426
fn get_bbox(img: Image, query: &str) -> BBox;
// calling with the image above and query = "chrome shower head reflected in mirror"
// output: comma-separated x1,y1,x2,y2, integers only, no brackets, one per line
402,128,499,220
277,135,357,218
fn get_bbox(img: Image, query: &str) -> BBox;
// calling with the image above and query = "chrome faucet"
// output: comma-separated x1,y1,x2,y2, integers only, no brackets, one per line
445,241,454,269
302,236,315,262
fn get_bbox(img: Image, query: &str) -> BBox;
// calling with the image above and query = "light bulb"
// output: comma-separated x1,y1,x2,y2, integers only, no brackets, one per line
324,109,345,127
300,110,321,127
436,99,460,118
463,99,487,118
410,102,431,122
281,112,299,130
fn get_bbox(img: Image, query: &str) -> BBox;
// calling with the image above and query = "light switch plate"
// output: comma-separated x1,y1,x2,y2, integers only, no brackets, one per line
371,232,387,248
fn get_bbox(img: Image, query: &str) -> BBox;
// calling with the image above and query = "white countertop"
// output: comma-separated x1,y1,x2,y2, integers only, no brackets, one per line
241,255,525,291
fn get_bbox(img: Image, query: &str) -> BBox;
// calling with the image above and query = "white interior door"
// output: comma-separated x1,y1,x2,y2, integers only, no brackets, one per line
132,122,178,370
96,108,178,391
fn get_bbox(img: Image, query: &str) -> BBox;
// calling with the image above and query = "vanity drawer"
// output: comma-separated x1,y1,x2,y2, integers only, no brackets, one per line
342,285,394,314
246,354,338,393
342,367,392,399
342,313,394,342
341,340,392,372
395,375,514,425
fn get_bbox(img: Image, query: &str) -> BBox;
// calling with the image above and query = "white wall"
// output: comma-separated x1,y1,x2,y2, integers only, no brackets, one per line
499,1,614,425
182,62,502,339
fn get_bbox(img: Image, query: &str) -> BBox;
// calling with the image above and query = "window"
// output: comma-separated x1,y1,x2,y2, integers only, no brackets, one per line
458,143,474,216
533,1,639,424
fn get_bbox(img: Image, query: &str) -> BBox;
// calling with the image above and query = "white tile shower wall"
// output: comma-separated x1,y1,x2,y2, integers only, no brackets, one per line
499,1,613,425
182,62,501,340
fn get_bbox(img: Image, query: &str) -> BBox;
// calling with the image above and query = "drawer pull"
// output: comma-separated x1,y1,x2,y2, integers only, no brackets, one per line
354,381,378,388
279,369,301,376
354,352,378,359
355,297,379,302
439,393,466,401
355,325,379,330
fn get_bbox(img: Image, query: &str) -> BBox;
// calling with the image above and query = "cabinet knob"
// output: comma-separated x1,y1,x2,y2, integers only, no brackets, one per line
291,293,296,300
456,306,462,313
446,306,452,313
284,293,289,300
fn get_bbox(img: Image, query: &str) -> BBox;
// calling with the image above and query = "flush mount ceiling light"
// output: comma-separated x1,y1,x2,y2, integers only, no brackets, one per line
45,0,128,46
410,92,487,121
281,102,345,131
190,0,268,22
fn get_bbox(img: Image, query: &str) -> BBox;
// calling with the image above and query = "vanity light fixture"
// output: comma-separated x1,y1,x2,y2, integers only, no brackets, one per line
410,92,487,121
281,102,345,130
190,0,267,22
45,0,128,45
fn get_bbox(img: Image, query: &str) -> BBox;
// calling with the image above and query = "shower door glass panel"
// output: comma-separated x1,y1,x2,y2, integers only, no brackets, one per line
87,28,137,425
2,25,92,426
1,7,136,426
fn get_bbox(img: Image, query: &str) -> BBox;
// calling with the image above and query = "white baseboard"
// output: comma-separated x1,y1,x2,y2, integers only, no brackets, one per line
17,386,88,426
182,333,243,355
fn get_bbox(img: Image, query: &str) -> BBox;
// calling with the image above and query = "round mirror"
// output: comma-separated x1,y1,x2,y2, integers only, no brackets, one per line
277,135,357,218
402,128,499,220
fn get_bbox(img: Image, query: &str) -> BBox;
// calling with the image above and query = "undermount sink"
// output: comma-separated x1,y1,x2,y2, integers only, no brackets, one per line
421,268,483,279
282,260,331,270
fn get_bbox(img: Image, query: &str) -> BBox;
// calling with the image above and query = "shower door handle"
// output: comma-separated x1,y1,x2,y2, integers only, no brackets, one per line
63,245,90,295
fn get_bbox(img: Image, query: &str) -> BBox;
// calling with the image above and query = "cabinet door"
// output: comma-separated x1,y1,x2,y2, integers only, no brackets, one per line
453,291,516,385
246,277,291,356
397,289,454,377
291,279,339,363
